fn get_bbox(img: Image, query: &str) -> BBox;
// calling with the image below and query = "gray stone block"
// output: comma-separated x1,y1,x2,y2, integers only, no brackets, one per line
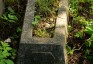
17,0,68,64
0,0,4,16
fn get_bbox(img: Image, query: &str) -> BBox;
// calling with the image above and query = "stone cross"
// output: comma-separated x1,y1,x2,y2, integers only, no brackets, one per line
17,0,68,64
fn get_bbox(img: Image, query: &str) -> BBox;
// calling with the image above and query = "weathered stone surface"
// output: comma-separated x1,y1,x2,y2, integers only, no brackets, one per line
17,44,65,64
17,0,68,64
0,0,4,16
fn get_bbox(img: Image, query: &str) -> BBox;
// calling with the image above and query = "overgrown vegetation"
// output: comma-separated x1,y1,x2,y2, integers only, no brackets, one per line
1,0,93,64
1,7,18,23
67,0,93,64
32,0,59,37
0,41,16,64
0,0,27,63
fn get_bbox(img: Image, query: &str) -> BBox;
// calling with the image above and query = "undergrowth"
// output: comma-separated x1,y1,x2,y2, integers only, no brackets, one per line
0,0,27,64
32,0,59,37
0,41,16,64
67,0,93,64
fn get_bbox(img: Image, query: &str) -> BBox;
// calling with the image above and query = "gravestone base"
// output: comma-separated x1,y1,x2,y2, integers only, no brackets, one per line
17,0,68,64
17,44,65,64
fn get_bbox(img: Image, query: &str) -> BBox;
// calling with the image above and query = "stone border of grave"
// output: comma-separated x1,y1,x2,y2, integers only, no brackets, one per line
17,0,68,64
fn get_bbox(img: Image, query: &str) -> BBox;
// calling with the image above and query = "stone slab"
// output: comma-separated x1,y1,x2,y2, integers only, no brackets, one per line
17,44,65,64
0,0,4,16
17,0,68,64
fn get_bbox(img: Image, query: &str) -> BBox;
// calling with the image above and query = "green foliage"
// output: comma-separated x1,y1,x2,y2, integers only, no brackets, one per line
35,0,59,16
69,0,79,17
0,7,18,23
68,25,73,32
32,15,41,26
74,16,88,26
84,24,93,47
84,21,93,45
69,0,93,63
85,39,93,47
34,28,50,37
84,26,93,35
83,23,93,63
0,41,16,64
74,31,83,38
33,0,58,37
66,45,74,55
16,27,22,33
90,34,93,41
79,0,93,2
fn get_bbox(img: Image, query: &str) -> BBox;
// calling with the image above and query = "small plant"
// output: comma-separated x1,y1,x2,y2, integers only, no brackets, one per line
84,22,93,47
68,25,73,32
69,0,79,17
74,31,83,38
34,28,50,37
32,15,41,26
84,25,93,35
16,27,22,33
66,45,74,55
0,7,18,23
0,41,16,64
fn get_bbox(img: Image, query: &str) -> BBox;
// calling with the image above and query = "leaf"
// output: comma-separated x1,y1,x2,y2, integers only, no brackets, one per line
35,15,40,19
32,19,39,26
0,41,16,64
84,26,93,35
2,51,11,58
32,15,41,26
66,45,74,55
1,15,8,21
11,49,16,59
74,31,83,38
32,21,38,26
16,27,22,32
0,55,4,59
5,47,12,51
0,46,3,50
90,5,93,9
85,41,91,47
90,34,93,41
5,59,14,64
0,61,6,64
1,42,9,47
8,14,18,20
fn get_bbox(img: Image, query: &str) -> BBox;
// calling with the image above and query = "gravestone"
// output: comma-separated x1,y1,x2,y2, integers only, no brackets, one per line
17,0,68,64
